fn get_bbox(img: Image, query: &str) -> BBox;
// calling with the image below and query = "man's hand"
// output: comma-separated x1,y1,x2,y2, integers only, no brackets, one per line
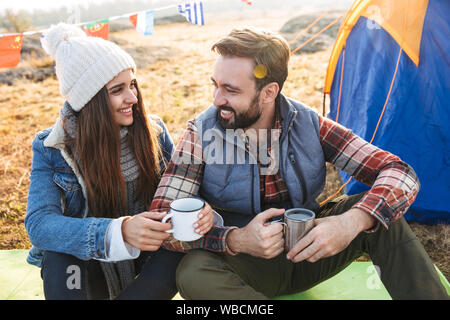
286,208,376,263
226,208,285,259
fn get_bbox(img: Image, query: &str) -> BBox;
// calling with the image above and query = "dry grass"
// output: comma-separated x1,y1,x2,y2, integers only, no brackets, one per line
0,13,448,281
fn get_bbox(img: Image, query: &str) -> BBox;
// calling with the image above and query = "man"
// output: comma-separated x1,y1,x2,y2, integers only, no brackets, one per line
150,27,448,299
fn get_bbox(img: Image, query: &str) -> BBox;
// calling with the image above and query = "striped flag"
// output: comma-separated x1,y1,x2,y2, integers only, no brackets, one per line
0,34,23,68
241,0,253,4
177,1,205,26
129,10,155,36
84,19,110,40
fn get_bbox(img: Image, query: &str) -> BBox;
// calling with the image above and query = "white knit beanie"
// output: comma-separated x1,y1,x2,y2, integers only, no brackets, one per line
41,23,136,111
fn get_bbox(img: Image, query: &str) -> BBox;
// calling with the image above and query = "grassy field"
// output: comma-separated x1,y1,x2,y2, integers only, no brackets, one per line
0,12,448,280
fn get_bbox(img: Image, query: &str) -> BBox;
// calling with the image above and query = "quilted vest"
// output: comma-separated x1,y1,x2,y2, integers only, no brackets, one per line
194,94,326,227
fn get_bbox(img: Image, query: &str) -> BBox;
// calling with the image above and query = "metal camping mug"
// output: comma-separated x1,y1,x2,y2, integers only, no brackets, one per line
272,208,315,251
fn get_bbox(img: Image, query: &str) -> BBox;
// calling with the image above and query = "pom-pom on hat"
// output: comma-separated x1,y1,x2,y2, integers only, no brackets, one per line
41,23,136,111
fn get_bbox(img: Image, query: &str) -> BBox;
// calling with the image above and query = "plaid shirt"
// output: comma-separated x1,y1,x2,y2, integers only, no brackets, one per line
150,110,420,253
256,112,290,210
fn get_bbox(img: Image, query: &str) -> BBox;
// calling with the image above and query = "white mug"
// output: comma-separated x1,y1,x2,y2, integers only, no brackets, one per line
161,197,205,241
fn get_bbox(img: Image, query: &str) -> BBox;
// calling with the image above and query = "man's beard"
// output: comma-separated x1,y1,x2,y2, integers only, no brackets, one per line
217,92,262,129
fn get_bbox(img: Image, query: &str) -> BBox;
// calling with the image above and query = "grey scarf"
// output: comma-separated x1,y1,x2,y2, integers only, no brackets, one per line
61,103,144,299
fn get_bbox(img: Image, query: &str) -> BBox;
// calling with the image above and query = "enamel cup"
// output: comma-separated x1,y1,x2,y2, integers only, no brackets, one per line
161,197,205,241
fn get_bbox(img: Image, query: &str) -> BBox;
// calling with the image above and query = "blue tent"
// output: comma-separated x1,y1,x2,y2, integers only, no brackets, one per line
324,0,449,224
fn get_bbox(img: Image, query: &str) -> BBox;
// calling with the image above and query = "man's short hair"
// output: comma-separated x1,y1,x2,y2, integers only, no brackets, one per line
211,27,290,94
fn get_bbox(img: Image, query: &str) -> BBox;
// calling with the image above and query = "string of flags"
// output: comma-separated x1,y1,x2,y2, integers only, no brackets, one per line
178,1,205,26
129,11,155,36
0,34,23,68
84,19,110,39
0,0,254,69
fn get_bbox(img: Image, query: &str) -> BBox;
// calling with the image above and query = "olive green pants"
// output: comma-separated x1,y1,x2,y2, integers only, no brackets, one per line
176,194,449,300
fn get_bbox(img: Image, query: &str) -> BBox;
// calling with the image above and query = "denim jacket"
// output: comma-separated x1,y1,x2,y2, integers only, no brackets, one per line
25,114,174,267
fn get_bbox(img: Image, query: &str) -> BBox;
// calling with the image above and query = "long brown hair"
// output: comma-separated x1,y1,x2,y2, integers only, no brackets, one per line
65,82,162,218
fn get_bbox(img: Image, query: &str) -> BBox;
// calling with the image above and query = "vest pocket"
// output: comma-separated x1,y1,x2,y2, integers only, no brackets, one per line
201,164,254,215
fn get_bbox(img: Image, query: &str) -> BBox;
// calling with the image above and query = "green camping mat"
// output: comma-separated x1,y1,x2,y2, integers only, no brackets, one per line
1,250,449,300
0,250,44,300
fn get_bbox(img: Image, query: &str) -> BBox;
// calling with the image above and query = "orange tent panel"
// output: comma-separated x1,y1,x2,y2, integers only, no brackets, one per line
324,0,428,94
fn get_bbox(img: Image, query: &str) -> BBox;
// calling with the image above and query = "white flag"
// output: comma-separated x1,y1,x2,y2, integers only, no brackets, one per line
177,1,205,26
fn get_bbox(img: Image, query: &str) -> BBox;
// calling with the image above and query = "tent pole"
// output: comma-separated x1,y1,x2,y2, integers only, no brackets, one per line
322,93,327,116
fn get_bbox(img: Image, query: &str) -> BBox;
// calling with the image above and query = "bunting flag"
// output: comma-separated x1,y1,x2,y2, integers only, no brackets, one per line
0,0,260,70
84,19,110,40
0,34,24,68
129,10,155,36
177,1,205,26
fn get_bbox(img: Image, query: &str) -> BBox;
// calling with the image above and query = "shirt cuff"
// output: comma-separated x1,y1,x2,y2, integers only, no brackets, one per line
97,217,140,262
351,202,383,233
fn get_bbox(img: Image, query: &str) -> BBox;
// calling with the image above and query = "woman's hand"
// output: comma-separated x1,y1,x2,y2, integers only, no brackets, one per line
121,211,172,251
193,202,214,235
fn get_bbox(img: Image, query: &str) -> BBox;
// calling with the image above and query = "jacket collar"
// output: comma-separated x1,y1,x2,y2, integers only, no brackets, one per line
43,108,89,216
278,93,298,142
43,116,66,150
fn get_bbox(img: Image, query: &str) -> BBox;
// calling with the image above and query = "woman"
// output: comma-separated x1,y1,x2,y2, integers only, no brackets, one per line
24,23,213,300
